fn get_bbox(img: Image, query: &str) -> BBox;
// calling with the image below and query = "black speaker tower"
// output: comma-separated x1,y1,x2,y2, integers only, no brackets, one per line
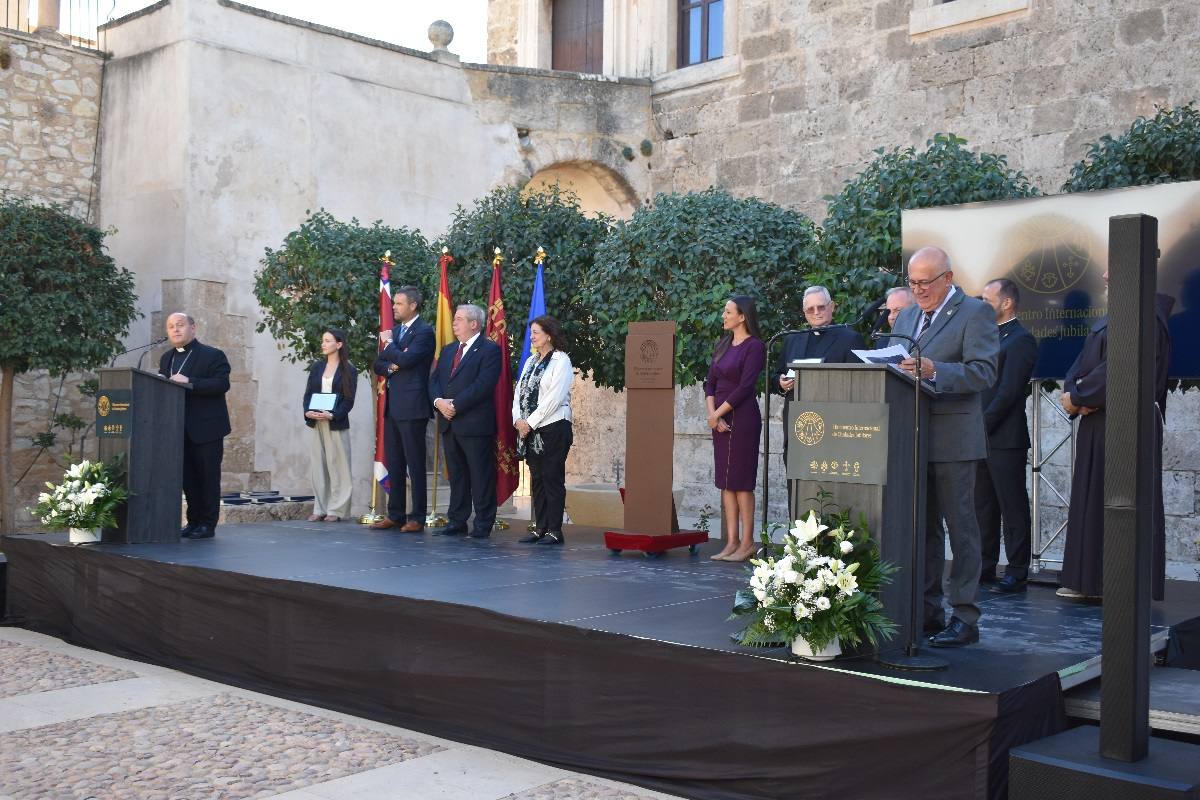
1009,215,1200,799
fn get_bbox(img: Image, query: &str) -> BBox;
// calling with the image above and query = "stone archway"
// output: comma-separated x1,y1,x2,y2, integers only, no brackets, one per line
523,159,640,219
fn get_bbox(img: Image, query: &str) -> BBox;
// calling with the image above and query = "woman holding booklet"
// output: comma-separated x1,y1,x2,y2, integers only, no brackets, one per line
302,328,358,522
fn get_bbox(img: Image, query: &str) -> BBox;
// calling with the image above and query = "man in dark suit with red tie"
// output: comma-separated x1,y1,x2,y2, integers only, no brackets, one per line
158,312,231,540
429,304,502,538
371,286,436,532
975,279,1038,593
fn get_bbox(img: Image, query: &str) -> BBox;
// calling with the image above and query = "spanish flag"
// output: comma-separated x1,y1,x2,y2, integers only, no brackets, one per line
434,248,455,354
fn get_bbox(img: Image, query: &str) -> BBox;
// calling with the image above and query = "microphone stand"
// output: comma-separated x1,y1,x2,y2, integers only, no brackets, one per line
871,330,946,671
109,338,168,369
760,329,810,547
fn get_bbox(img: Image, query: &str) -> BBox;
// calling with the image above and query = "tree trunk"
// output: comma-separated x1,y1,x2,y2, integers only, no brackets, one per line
0,365,15,533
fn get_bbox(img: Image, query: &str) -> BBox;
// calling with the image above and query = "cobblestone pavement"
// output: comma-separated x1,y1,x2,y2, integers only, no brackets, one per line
0,628,687,800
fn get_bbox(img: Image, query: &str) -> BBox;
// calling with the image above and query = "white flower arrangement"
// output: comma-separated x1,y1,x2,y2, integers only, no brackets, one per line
732,497,898,654
29,459,128,532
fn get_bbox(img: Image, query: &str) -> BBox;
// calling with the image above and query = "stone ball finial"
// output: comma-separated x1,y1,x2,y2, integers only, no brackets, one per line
428,20,454,51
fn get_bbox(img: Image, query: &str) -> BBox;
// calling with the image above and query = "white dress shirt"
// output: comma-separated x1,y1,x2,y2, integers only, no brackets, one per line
512,350,574,429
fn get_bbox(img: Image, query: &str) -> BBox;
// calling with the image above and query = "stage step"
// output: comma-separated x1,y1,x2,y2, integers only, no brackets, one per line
1064,666,1200,737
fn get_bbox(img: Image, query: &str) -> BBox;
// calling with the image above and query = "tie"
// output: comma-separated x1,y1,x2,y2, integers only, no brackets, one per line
451,342,465,374
917,311,934,338
397,323,407,340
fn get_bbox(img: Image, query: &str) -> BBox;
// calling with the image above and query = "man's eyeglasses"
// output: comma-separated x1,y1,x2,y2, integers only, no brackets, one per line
804,304,829,315
907,270,949,290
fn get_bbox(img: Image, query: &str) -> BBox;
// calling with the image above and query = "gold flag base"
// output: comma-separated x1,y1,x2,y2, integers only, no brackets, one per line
359,511,386,525
425,512,448,527
493,519,510,530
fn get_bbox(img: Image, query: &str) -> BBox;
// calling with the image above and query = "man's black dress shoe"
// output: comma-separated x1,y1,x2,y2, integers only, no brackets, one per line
923,616,945,635
929,617,979,648
978,570,997,584
538,531,564,545
518,531,544,543
432,527,466,536
180,523,197,538
467,531,491,538
992,574,1027,593
188,525,215,539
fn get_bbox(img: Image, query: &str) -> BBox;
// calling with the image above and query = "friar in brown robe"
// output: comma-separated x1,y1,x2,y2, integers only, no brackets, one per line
1059,297,1171,600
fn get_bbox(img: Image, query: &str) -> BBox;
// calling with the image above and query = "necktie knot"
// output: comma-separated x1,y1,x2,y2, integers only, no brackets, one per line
918,311,934,338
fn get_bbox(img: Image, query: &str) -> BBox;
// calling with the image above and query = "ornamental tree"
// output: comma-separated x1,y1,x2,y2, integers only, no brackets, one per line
1062,103,1200,192
253,209,433,373
820,133,1040,324
584,188,820,390
433,184,612,378
0,196,139,532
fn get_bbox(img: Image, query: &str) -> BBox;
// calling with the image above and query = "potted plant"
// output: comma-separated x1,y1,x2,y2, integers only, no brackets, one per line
29,458,128,544
731,493,898,660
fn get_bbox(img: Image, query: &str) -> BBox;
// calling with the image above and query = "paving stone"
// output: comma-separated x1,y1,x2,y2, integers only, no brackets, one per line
0,640,137,700
0,694,443,799
507,777,662,800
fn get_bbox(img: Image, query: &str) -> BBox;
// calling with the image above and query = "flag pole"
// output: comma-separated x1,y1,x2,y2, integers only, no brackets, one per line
426,247,455,528
360,249,394,525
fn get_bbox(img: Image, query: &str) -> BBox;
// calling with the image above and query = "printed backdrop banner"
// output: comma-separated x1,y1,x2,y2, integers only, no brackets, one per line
902,180,1200,379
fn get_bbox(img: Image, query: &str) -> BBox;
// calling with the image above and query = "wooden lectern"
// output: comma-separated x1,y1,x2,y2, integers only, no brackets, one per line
785,363,933,652
96,367,187,543
604,322,706,557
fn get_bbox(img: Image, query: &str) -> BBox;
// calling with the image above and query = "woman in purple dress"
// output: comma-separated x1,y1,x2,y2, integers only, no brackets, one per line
705,296,766,561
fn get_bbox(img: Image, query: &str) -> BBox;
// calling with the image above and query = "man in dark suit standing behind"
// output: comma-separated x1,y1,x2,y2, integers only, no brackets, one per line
975,279,1038,593
159,312,231,539
371,286,436,532
891,247,998,647
429,304,502,538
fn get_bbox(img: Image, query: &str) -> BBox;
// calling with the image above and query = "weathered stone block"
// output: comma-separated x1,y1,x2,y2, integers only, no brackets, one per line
717,154,759,189
973,35,1030,78
1163,470,1195,517
770,86,806,115
1011,64,1067,106
909,49,974,89
741,31,793,62
1030,99,1076,135
738,93,769,123
964,74,1013,116
874,0,909,31
1117,8,1164,46
50,78,80,96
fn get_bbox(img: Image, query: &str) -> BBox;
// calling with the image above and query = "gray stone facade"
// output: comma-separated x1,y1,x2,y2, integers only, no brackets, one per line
0,29,102,220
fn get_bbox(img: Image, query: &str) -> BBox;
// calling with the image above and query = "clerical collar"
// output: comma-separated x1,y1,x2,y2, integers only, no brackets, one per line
174,340,196,353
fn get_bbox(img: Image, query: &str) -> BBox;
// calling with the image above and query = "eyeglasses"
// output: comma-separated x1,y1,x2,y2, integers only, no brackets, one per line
804,304,829,315
907,270,949,290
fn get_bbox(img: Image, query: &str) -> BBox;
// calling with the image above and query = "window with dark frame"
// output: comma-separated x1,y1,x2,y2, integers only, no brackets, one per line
678,0,724,68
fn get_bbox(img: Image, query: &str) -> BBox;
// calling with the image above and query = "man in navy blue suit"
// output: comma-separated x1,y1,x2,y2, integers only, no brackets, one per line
428,304,501,538
371,286,436,532
158,312,231,540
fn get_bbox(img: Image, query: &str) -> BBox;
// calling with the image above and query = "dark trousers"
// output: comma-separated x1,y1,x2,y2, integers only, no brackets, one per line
183,436,224,528
443,429,496,535
925,460,983,626
384,416,428,522
975,448,1032,580
526,420,572,533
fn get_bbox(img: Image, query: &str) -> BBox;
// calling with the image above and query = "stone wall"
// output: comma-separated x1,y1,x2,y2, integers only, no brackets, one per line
486,0,520,67
645,0,1199,221
0,29,103,219
2,27,106,528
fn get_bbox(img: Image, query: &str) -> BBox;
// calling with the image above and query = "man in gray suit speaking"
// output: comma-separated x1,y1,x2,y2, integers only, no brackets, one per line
892,246,999,647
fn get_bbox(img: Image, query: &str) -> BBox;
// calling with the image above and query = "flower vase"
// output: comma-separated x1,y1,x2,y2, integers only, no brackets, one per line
69,527,102,545
791,635,841,661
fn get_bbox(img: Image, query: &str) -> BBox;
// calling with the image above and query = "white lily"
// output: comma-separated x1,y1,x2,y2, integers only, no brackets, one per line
789,511,828,544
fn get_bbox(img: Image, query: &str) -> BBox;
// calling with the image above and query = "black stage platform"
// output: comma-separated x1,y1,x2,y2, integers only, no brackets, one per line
5,524,1199,800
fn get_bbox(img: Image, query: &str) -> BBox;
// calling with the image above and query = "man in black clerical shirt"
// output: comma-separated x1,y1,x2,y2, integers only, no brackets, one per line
975,279,1038,593
773,285,865,395
158,312,231,539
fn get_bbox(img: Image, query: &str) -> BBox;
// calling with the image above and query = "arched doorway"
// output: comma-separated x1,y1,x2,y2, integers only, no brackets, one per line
523,160,639,219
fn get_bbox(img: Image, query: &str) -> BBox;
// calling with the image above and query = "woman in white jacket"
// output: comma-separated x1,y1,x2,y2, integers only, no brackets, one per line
512,315,574,545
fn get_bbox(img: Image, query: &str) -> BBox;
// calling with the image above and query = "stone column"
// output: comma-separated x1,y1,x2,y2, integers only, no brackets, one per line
34,0,60,36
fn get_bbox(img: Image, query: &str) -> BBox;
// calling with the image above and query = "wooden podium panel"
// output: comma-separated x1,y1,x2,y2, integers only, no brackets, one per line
786,363,934,652
623,322,676,536
97,368,186,543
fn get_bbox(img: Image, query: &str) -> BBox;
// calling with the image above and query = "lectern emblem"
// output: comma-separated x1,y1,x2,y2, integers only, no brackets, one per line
97,395,112,417
794,411,824,446
639,339,659,364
